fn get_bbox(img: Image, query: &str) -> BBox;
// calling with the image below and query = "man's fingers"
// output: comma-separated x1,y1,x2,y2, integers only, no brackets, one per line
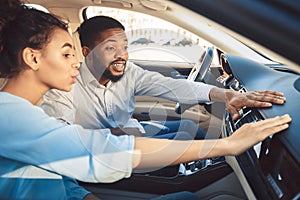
248,91,286,105
245,99,272,108
254,90,284,96
227,105,240,120
226,90,287,119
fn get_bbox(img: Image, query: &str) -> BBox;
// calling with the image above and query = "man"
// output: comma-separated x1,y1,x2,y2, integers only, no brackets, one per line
40,16,287,200
42,16,286,139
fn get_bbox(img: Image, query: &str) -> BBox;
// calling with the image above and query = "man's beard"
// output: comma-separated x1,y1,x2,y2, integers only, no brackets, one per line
102,68,124,82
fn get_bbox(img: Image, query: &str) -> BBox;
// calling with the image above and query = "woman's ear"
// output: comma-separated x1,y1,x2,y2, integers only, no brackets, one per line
22,47,40,71
82,46,91,57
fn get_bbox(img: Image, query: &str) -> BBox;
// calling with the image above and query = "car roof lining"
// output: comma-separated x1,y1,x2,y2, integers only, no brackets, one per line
27,0,299,72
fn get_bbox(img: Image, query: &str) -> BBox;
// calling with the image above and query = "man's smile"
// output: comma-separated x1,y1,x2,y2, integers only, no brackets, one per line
111,60,126,73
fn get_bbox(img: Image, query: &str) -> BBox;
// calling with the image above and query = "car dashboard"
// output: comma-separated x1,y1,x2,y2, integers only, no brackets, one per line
219,54,300,200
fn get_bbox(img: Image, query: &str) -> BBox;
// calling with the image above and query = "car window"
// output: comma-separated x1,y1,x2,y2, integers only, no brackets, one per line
84,7,218,65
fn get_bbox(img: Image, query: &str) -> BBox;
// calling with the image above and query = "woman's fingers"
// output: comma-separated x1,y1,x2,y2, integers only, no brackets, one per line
253,115,290,138
228,114,291,155
252,114,291,129
247,114,291,137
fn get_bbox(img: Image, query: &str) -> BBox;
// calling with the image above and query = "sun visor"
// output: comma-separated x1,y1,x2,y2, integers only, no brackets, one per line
139,0,168,11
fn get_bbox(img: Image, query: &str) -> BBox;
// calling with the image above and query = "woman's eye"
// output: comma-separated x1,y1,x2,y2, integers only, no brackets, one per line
64,53,74,58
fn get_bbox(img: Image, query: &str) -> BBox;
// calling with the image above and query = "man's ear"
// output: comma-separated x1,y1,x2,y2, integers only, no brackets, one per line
22,47,40,71
82,46,91,57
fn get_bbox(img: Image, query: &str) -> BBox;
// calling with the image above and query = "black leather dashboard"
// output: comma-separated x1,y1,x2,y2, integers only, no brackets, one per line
220,54,300,200
223,54,300,162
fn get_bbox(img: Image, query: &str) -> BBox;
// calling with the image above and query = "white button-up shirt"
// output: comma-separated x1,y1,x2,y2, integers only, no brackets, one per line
42,61,215,133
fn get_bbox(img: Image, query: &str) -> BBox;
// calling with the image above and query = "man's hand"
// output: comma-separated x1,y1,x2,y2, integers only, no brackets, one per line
110,127,143,137
225,90,286,120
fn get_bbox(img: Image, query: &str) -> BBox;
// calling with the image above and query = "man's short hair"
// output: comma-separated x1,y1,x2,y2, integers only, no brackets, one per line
78,16,125,48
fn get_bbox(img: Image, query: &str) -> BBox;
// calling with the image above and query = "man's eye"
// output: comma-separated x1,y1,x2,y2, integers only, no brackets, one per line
106,46,115,51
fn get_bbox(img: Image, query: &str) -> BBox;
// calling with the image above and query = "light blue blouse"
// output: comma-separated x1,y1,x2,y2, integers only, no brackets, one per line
0,92,134,199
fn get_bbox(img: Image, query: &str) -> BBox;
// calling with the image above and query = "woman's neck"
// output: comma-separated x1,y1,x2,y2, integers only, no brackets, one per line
2,75,47,105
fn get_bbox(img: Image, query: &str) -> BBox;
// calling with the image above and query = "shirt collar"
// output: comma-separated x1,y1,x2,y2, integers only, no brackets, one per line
80,61,102,88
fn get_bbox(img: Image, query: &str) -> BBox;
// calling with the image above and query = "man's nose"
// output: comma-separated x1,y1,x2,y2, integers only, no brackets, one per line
115,48,128,59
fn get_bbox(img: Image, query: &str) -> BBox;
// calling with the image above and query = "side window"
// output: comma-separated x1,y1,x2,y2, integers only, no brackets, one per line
84,7,215,65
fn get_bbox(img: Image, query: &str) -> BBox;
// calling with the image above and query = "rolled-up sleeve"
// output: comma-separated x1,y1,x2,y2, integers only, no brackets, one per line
131,63,215,104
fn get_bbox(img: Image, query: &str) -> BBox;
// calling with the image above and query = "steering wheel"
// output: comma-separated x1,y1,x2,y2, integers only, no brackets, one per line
188,46,214,82
175,46,214,114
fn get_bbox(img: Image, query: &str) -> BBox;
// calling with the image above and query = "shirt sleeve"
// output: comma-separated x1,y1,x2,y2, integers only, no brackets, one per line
0,99,135,183
130,63,216,104
41,88,75,125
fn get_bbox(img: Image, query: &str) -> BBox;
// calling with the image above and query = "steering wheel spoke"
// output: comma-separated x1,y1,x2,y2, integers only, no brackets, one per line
175,46,214,114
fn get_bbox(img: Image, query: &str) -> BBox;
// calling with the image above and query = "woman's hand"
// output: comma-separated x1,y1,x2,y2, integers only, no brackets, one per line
226,114,291,156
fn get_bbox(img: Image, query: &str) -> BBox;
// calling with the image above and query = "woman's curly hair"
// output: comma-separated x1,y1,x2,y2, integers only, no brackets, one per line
0,0,68,78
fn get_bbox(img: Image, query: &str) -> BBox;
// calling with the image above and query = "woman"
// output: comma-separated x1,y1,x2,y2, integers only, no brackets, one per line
0,0,292,199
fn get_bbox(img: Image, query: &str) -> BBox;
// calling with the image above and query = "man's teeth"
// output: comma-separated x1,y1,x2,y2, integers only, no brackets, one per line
113,63,123,68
